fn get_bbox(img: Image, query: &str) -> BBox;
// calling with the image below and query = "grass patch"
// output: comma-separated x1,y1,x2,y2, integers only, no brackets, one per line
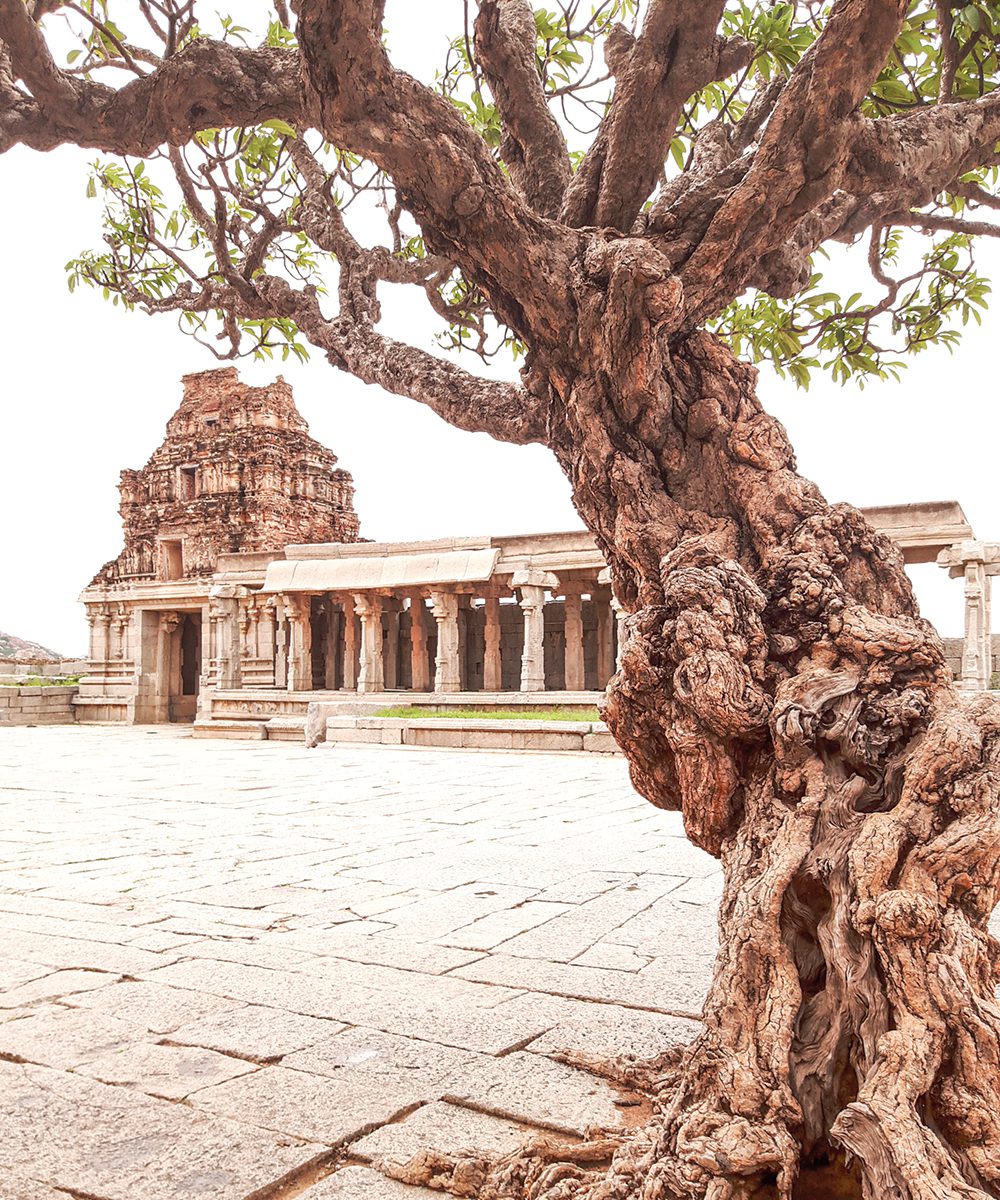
0,675,80,687
373,705,601,722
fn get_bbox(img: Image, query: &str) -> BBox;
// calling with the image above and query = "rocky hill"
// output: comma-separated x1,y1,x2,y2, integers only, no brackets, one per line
0,631,62,661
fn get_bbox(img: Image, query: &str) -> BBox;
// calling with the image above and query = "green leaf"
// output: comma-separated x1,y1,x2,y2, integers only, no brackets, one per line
261,119,297,139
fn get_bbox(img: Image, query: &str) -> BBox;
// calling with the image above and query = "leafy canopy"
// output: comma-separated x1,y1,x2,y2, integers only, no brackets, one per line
55,0,1000,387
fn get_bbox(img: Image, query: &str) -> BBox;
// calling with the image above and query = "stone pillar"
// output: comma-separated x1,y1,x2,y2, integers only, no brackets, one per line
409,596,431,693
595,587,614,684
382,598,403,690
563,591,585,692
208,586,242,690
430,591,462,693
354,593,384,693
962,559,992,691
342,602,359,691
158,611,182,720
273,596,289,689
612,595,629,670
256,600,277,687
285,595,313,692
483,596,502,693
87,604,112,669
239,599,253,665
111,603,130,661
940,539,997,692
513,569,559,693
518,586,547,692
325,601,341,690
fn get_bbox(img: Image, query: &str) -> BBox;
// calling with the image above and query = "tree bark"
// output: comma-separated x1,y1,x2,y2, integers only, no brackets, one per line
385,259,1000,1200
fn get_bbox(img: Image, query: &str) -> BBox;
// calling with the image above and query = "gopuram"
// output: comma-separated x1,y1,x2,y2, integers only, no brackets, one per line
78,368,998,734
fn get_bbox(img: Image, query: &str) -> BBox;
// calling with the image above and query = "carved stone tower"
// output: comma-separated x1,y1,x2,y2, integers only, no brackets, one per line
95,367,360,583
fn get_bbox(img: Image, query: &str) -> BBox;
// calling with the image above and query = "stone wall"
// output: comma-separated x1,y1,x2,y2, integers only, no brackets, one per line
0,686,78,725
943,636,1000,686
0,659,86,680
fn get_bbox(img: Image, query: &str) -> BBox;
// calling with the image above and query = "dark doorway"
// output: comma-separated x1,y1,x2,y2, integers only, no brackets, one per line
180,614,201,695
169,612,202,721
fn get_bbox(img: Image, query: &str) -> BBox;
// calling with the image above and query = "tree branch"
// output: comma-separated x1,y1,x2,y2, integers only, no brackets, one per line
679,0,909,320
473,0,571,220
748,92,1000,290
295,0,575,347
0,1,308,154
257,276,547,446
560,0,753,232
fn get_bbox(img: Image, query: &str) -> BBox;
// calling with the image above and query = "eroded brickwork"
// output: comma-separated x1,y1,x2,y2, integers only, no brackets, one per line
95,367,360,582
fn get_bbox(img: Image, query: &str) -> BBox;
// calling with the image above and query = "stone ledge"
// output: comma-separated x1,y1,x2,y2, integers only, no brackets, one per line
320,716,618,754
192,719,268,741
264,716,308,743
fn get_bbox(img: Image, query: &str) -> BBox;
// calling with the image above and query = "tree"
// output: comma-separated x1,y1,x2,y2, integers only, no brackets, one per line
3,1,1000,1195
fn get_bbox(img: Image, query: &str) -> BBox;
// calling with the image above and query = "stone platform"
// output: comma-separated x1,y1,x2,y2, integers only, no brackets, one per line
0,725,716,1200
194,688,609,748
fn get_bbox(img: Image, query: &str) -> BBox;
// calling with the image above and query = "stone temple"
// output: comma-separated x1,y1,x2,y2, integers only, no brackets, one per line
95,366,360,585
77,368,998,739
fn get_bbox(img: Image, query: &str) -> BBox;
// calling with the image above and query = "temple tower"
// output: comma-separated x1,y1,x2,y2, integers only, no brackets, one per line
95,367,360,583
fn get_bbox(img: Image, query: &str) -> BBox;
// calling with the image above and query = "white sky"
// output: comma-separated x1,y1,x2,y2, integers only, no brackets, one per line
1,4,996,655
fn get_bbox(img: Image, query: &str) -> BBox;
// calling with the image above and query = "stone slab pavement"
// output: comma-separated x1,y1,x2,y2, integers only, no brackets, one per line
0,725,719,1200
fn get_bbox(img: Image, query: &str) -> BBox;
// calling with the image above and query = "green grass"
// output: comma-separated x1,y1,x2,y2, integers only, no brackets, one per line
0,675,81,687
373,705,601,722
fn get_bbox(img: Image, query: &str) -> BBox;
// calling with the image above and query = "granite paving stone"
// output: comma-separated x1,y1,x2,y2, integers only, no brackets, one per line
0,1007,147,1070
352,1099,531,1166
190,1063,426,1146
0,1060,324,1200
0,968,118,1009
301,1166,439,1198
167,1004,345,1062
0,726,721,1199
444,1050,625,1136
281,1026,486,1086
74,1040,257,1099
65,980,242,1033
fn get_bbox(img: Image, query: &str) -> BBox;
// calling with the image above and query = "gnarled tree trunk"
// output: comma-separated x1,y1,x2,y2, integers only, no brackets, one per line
387,259,1000,1200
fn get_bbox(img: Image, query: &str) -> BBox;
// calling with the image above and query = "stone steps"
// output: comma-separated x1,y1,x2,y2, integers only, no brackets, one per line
264,717,308,743
192,719,268,741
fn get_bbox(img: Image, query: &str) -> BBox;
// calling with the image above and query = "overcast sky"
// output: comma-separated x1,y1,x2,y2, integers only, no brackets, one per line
1,4,996,656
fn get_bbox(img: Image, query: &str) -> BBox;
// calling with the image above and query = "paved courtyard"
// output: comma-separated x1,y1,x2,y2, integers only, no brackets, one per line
0,726,719,1200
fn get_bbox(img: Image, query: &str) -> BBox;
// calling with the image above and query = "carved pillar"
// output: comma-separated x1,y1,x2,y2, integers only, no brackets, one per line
325,600,341,690
87,604,112,669
256,600,277,687
563,591,585,692
514,570,558,693
382,597,403,690
286,594,313,692
111,603,129,662
208,586,242,690
158,611,182,720
612,596,629,671
273,596,289,689
238,597,254,674
342,601,359,690
940,540,996,692
962,559,992,691
430,591,462,693
354,593,384,693
483,596,502,693
519,587,546,692
595,586,614,684
409,596,431,693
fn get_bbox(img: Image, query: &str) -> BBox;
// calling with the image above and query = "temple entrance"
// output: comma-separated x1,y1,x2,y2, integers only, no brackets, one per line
170,612,201,722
